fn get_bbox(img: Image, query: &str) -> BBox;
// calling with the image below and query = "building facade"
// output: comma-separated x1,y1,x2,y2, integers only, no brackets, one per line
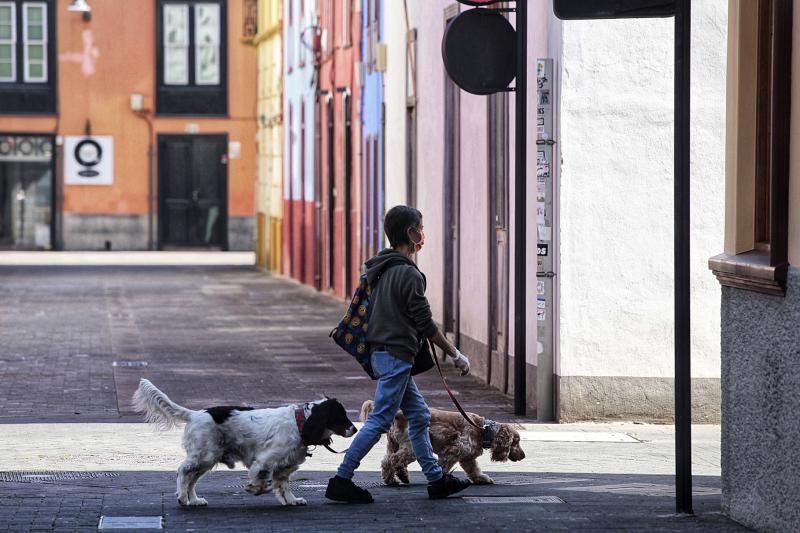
0,0,257,251
317,0,360,299
283,0,317,285
360,0,383,260
255,0,282,270
391,2,727,418
710,0,800,530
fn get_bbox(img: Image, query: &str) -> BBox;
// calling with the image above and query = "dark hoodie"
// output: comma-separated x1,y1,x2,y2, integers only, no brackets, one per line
364,249,439,364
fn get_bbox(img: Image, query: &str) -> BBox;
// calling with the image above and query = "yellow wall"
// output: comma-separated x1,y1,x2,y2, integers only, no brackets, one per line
255,0,282,269
0,0,257,218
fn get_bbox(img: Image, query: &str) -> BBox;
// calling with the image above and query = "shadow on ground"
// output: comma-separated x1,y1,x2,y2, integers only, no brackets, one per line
0,470,750,532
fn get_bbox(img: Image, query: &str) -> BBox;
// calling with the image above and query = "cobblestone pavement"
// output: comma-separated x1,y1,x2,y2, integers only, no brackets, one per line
0,263,749,532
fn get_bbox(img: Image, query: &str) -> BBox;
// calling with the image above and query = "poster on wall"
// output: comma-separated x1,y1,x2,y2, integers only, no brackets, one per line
64,136,114,185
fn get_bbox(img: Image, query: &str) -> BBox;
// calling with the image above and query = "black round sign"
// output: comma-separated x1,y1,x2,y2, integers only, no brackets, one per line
442,9,516,95
74,139,103,177
455,0,505,5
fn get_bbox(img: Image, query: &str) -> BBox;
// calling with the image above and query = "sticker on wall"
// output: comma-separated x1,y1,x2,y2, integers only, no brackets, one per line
537,162,550,178
64,136,114,185
536,202,546,224
537,183,546,200
537,307,546,322
538,225,552,242
228,141,241,159
538,92,550,106
537,280,545,296
537,244,549,257
537,341,544,355
537,60,546,79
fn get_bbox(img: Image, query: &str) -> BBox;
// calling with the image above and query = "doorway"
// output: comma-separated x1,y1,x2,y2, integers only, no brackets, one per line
158,134,227,249
0,135,54,250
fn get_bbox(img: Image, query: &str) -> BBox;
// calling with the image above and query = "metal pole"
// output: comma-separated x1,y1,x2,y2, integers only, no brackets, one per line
514,0,527,416
674,0,692,514
148,142,154,250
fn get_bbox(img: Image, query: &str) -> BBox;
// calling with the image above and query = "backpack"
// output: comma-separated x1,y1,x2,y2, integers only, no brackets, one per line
329,257,413,379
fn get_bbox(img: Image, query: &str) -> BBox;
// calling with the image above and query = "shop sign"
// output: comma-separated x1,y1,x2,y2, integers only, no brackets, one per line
0,136,53,162
65,136,114,185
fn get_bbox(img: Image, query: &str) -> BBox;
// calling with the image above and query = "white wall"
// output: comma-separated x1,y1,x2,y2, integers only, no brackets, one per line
384,0,407,210
557,1,727,380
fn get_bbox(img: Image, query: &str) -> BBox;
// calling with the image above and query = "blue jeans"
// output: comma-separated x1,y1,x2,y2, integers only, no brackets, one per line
337,351,443,483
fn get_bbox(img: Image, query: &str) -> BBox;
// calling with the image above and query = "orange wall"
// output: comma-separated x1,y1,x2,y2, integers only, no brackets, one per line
0,0,257,217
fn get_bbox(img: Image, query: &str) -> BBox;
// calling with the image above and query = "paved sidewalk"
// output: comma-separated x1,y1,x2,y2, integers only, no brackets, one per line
0,251,256,266
0,264,747,531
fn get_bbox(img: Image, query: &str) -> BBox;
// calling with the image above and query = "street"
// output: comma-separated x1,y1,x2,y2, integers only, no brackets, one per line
0,260,746,532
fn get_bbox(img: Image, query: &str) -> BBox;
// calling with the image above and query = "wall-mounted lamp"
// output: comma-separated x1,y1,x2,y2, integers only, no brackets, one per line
130,93,144,112
68,0,92,22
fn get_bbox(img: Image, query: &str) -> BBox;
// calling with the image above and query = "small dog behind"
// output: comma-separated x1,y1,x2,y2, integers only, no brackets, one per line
133,379,356,507
362,400,525,486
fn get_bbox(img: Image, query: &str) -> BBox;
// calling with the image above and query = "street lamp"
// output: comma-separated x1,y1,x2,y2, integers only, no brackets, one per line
67,0,91,22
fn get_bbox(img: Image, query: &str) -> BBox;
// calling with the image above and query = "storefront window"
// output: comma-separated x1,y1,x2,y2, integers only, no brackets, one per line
0,135,52,249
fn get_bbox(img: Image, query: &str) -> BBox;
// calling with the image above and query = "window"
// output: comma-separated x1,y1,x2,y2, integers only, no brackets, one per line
0,3,17,82
22,2,45,82
286,0,293,71
156,0,226,115
340,0,350,46
0,1,47,83
327,0,334,51
365,0,372,70
298,0,305,66
709,0,792,295
194,3,220,84
0,0,54,114
163,4,188,84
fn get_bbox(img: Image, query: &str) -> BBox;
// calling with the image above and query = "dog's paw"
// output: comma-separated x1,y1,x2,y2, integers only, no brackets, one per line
178,496,208,507
289,497,307,506
246,483,271,496
382,476,399,486
471,475,495,485
397,472,410,484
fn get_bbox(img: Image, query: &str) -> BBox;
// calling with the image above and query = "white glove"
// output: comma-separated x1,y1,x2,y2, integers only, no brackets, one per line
452,350,470,376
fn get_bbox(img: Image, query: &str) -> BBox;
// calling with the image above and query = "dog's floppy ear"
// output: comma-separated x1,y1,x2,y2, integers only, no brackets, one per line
490,424,513,462
301,401,331,446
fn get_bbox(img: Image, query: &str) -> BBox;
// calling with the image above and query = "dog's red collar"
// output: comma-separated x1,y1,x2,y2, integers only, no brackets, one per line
295,407,306,433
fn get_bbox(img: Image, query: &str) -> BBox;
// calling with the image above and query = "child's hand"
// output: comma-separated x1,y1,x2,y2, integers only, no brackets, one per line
452,350,471,376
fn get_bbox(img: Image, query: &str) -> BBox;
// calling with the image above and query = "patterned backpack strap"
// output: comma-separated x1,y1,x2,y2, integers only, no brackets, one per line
330,256,421,379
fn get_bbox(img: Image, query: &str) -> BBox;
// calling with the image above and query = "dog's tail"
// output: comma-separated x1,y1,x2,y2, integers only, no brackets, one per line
132,378,195,430
359,400,374,422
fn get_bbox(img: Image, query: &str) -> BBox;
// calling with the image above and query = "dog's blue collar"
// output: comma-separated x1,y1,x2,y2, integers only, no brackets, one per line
481,420,499,449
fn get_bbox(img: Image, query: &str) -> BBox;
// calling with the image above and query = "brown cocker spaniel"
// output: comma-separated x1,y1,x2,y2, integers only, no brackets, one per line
360,400,526,485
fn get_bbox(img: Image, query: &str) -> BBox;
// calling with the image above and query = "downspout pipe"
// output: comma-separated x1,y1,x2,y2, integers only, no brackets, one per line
513,0,527,416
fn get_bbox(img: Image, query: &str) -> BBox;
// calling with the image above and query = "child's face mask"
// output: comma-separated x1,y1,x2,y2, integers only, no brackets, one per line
408,226,425,253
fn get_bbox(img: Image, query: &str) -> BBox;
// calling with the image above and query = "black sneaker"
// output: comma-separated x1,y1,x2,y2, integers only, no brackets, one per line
427,473,471,499
325,476,374,504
